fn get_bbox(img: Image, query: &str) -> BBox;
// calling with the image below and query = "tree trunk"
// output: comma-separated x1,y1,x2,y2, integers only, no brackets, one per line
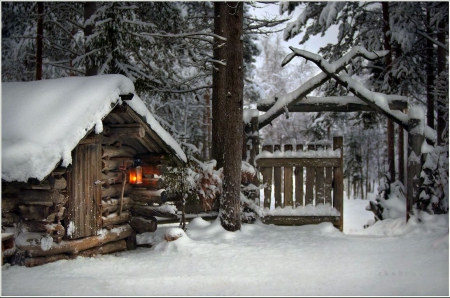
382,2,396,183
426,8,435,134
84,2,97,76
36,2,43,80
212,2,243,231
436,15,447,145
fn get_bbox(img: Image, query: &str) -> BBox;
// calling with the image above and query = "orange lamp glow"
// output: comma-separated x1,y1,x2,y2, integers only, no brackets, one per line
129,166,142,184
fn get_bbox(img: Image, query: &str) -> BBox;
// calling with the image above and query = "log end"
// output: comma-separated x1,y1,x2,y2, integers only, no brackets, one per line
163,227,186,242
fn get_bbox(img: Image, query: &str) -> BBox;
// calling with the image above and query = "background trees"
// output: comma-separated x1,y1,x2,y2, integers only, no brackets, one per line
275,2,448,210
2,1,447,217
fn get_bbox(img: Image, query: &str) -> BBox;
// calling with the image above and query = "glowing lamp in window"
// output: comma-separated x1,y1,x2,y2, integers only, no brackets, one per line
129,166,142,184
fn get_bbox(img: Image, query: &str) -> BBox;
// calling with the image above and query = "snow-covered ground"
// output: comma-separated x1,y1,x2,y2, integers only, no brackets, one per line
1,196,448,296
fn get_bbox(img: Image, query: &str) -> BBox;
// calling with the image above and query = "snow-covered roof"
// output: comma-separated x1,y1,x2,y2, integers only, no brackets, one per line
2,74,187,182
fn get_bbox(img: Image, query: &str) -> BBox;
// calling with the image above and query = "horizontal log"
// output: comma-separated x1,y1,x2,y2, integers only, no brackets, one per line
102,171,123,185
130,204,178,219
104,124,145,139
135,153,171,164
102,158,134,172
18,204,51,221
19,224,133,257
257,97,407,112
129,216,157,234
102,211,132,227
260,215,341,226
19,221,63,233
102,145,137,158
51,167,68,177
17,189,67,205
129,189,167,204
80,134,121,146
142,164,166,176
256,158,342,168
156,212,218,225
2,213,21,226
24,253,70,267
102,183,133,199
140,177,164,190
1,198,18,213
77,239,127,257
30,177,67,190
102,197,131,215
46,205,66,223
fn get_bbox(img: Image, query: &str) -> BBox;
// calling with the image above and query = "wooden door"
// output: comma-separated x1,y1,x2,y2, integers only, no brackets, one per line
66,143,102,239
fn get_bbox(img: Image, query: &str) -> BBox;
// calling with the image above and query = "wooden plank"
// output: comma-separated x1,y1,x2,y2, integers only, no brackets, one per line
256,157,341,168
315,166,325,205
324,167,333,205
67,143,102,240
273,144,282,208
333,136,344,231
305,145,315,206
260,215,341,226
294,144,304,207
284,144,294,208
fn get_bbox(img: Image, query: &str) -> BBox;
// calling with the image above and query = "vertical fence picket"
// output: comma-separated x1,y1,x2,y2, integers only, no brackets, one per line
305,144,315,205
273,144,282,208
284,144,294,208
295,144,304,207
315,144,325,205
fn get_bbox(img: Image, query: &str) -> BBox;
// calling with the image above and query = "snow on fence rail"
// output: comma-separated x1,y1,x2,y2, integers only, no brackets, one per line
255,136,344,231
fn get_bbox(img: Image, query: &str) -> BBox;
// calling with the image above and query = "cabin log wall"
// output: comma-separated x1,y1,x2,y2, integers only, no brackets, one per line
2,114,183,267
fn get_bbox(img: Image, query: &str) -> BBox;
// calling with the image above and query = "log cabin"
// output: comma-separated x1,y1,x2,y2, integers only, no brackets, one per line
1,74,187,267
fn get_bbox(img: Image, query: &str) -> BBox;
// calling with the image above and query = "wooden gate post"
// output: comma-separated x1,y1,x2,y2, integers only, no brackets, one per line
406,109,425,221
273,144,282,208
333,135,344,231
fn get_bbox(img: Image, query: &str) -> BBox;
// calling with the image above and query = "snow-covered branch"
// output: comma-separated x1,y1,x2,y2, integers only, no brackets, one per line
152,85,212,94
258,46,389,129
283,46,437,143
138,31,226,41
416,30,449,52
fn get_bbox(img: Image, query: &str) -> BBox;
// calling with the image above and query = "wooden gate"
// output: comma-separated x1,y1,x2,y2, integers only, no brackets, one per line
256,136,344,231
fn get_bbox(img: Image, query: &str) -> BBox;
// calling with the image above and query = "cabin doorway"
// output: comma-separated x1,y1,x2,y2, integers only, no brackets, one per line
65,143,102,239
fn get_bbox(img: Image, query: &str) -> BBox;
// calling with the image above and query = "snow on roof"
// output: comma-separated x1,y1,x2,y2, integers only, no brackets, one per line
2,74,186,182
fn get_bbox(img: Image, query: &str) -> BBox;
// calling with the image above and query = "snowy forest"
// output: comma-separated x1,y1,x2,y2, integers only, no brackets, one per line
1,1,449,231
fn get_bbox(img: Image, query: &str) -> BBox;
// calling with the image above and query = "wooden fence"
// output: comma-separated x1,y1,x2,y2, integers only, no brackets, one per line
255,136,344,231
